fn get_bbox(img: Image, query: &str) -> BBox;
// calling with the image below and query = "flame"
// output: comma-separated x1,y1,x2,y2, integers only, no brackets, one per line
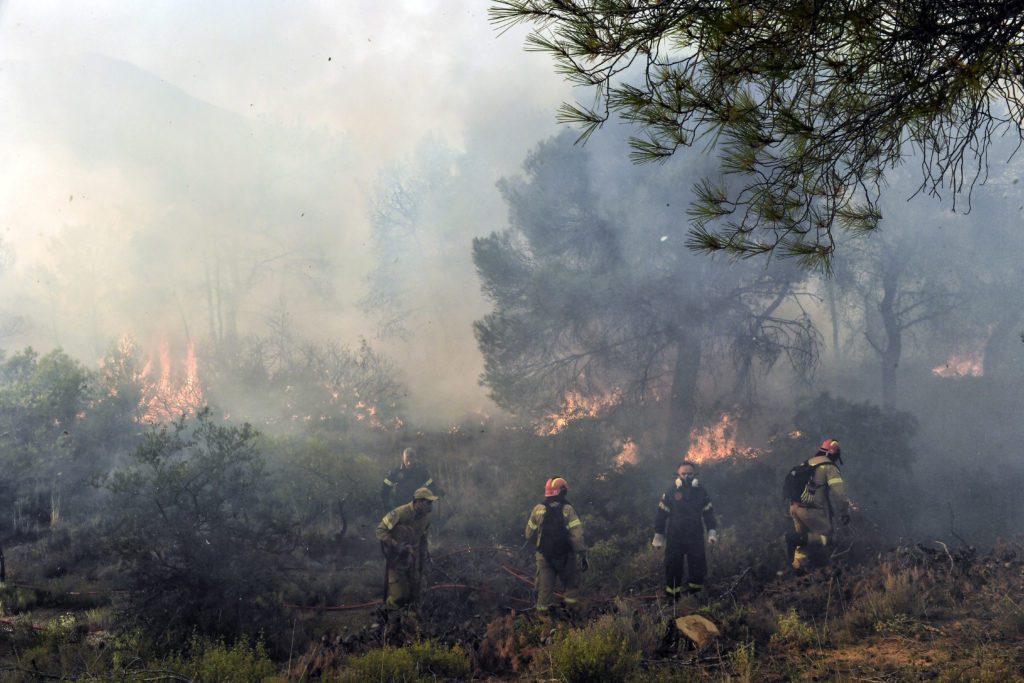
139,341,205,423
686,413,760,464
536,390,622,436
932,350,984,378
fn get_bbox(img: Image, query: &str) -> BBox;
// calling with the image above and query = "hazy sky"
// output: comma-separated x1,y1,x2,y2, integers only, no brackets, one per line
0,1,576,422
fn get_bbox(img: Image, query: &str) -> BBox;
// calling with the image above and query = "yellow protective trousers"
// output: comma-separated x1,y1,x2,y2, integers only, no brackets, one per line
534,552,581,611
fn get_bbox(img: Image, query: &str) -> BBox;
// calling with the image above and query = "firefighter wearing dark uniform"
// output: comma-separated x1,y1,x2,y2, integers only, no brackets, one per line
524,477,587,613
787,438,850,571
375,487,438,609
380,447,440,509
653,461,718,598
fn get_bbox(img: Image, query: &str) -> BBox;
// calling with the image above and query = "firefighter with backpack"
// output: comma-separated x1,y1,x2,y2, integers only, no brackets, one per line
784,438,851,572
525,476,587,614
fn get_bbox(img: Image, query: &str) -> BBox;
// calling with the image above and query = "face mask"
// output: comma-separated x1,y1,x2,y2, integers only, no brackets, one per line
676,473,698,488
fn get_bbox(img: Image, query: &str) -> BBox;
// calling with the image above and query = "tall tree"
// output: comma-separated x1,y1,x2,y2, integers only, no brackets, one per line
844,232,960,408
492,0,1024,266
474,132,819,458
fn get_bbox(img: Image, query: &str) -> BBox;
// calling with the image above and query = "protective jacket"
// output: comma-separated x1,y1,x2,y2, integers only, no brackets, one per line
524,496,586,611
788,454,850,571
796,454,849,521
381,462,437,508
655,481,717,542
525,498,586,554
375,502,432,608
655,480,716,595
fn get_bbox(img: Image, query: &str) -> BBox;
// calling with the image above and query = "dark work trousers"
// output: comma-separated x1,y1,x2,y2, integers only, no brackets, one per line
665,538,706,595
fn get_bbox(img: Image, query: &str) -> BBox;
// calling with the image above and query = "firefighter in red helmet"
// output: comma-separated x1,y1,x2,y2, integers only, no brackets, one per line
786,438,850,572
525,476,587,614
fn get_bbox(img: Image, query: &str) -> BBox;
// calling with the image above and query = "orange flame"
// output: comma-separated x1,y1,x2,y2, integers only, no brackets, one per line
139,341,205,423
686,413,760,464
536,390,622,436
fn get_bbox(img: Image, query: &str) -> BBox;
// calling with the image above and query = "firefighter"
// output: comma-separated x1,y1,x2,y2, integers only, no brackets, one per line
525,476,587,614
787,438,850,572
376,486,439,610
652,461,718,599
380,447,442,510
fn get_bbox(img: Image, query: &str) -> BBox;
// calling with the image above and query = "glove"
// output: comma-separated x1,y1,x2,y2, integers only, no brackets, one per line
579,552,590,572
707,529,718,545
651,533,666,548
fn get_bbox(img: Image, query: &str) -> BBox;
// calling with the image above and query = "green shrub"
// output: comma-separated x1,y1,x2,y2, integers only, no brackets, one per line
43,612,85,645
728,641,757,683
771,608,815,646
105,411,293,645
547,614,642,683
139,637,277,683
337,640,470,682
186,638,276,683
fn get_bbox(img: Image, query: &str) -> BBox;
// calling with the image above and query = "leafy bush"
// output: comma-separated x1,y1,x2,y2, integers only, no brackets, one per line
771,608,815,646
105,409,294,645
163,637,277,683
728,641,757,683
335,640,470,682
547,613,643,683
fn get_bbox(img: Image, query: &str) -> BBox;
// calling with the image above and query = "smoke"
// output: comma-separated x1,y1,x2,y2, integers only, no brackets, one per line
0,3,568,424
4,3,1024,545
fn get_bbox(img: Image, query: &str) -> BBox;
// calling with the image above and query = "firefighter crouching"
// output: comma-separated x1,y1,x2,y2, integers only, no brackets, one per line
787,438,850,572
525,477,588,613
376,487,439,610
653,460,718,598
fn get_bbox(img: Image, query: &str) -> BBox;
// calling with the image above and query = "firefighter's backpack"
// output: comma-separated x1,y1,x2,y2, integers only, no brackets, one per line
782,461,824,503
537,501,571,562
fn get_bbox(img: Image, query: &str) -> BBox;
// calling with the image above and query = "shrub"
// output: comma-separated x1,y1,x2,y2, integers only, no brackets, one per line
728,641,757,683
336,640,470,682
43,612,85,645
546,613,642,683
841,562,930,637
104,410,294,645
179,637,277,683
771,608,815,646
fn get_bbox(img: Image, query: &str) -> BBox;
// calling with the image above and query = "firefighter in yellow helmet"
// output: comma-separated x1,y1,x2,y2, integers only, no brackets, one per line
376,487,439,610
786,439,850,572
524,476,587,613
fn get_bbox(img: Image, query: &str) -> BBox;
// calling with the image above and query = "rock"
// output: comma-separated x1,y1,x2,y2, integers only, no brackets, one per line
674,614,720,649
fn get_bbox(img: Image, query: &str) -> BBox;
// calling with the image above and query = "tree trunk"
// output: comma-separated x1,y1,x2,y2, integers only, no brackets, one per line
662,329,702,464
826,278,841,364
879,269,902,410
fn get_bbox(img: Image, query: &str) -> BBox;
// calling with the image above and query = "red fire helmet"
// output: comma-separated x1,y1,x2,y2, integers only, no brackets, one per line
544,477,568,497
818,439,841,457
